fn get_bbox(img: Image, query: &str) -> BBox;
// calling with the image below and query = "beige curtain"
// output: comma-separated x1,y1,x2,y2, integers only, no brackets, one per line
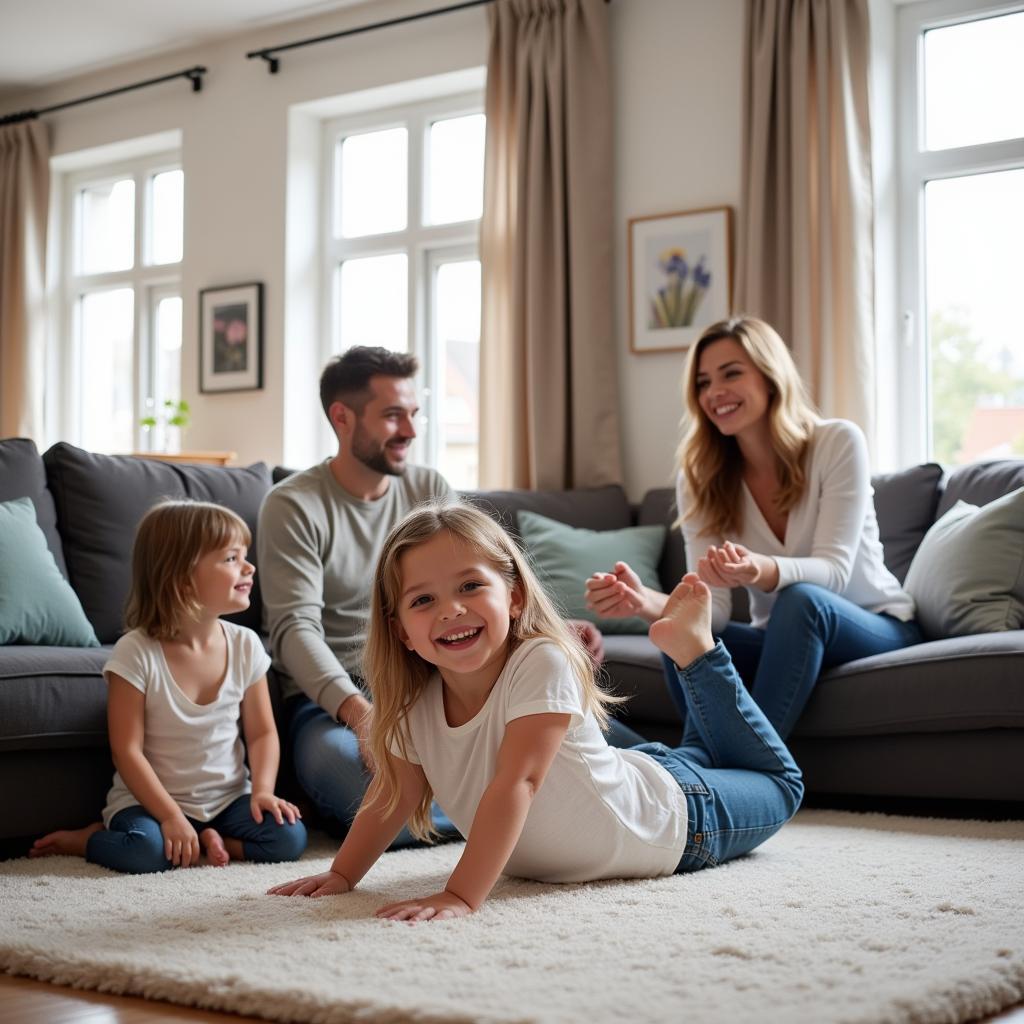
737,0,875,432
479,0,622,490
0,120,49,441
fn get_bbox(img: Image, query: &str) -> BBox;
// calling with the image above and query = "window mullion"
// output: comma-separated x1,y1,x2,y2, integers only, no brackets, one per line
897,5,930,466
916,138,1024,181
323,91,483,484
897,0,1024,468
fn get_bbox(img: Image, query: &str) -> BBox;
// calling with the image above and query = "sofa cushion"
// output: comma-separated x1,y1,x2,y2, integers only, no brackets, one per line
517,510,666,634
600,631,1024,741
792,631,1024,737
0,498,99,647
0,437,67,578
600,634,678,726
0,645,111,752
871,463,943,583
43,444,272,643
636,488,685,594
463,485,634,542
903,490,1024,639
937,458,1024,519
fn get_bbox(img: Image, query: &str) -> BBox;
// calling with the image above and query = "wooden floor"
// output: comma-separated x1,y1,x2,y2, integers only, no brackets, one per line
0,975,263,1023
1,974,1022,1023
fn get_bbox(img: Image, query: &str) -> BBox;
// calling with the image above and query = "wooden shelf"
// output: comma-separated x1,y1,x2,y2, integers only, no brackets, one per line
130,451,237,467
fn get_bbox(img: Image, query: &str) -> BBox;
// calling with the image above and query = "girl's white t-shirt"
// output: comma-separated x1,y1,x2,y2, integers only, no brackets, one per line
396,638,689,883
678,418,916,633
101,622,271,826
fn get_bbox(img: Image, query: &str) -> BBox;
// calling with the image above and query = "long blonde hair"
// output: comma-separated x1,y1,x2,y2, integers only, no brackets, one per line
677,316,818,537
124,500,251,640
363,501,617,841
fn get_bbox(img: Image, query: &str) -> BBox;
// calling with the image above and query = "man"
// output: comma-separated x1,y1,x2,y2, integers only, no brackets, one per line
258,346,622,844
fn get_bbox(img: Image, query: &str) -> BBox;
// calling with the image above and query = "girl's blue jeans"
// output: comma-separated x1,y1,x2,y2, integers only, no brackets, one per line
633,640,804,872
85,794,308,874
664,582,924,741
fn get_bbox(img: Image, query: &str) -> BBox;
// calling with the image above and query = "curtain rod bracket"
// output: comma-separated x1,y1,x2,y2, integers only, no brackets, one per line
255,51,281,74
186,68,205,92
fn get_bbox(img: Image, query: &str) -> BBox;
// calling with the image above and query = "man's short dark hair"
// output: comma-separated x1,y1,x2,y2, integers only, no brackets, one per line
319,347,418,419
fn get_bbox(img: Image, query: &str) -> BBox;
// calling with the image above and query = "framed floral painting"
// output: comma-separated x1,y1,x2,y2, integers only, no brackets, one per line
199,282,264,392
628,206,732,354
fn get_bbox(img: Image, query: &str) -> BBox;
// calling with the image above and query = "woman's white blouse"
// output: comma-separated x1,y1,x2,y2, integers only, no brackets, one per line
677,419,916,633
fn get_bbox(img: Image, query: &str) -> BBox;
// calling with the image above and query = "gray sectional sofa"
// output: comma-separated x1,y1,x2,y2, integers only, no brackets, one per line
2,438,1022,849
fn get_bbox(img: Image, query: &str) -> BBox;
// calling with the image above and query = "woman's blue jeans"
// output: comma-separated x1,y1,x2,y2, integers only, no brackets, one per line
634,641,804,871
85,794,308,874
664,583,923,741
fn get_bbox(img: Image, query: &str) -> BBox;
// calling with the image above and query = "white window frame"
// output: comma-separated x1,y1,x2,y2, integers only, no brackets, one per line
57,151,182,451
896,0,1024,464
321,91,483,471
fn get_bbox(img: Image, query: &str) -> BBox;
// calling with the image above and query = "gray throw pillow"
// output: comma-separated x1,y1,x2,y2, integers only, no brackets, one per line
0,497,99,647
43,443,271,643
903,487,1024,640
517,509,666,635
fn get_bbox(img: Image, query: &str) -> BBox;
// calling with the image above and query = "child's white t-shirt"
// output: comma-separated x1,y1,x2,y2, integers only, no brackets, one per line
101,622,271,826
396,638,689,883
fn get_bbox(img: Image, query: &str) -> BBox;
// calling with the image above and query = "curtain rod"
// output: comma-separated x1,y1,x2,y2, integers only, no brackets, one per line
247,0,611,74
0,66,207,127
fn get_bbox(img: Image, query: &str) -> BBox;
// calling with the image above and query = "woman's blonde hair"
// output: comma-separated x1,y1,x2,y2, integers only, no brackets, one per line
677,316,818,537
124,500,251,640
363,501,618,841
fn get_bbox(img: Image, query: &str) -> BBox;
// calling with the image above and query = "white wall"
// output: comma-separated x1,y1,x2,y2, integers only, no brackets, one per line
611,0,746,498
11,0,747,491
11,0,489,469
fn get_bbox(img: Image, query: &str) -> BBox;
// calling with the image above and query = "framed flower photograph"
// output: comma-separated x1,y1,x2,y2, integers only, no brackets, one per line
628,206,733,354
199,282,264,393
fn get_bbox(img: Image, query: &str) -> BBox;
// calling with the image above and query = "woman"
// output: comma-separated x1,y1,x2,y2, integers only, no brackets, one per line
585,316,921,740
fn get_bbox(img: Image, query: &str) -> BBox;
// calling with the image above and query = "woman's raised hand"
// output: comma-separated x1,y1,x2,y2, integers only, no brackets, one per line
697,542,777,592
585,561,645,619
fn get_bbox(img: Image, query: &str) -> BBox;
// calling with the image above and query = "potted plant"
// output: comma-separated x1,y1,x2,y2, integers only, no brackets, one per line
140,399,191,454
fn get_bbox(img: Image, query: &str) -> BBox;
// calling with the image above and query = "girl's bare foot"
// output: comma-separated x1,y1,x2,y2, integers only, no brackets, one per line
199,828,230,867
649,573,716,669
29,822,103,858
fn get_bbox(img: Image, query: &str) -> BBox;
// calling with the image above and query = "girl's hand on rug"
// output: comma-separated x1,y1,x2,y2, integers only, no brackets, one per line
250,792,301,826
161,814,200,868
375,889,473,923
266,869,350,898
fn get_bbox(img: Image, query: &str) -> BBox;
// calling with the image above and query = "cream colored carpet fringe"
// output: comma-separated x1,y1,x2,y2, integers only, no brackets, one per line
1,810,1022,1024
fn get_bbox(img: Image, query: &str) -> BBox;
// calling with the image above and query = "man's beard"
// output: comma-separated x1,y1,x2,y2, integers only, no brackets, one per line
352,425,408,477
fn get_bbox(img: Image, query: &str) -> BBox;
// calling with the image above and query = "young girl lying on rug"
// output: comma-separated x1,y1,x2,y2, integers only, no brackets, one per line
31,500,307,873
269,502,802,919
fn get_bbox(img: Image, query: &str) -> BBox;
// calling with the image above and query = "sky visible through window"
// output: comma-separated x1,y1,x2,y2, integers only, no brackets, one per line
922,11,1024,462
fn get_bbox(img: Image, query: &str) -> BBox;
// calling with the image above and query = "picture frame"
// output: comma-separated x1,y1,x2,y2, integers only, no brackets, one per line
199,282,264,393
627,206,733,354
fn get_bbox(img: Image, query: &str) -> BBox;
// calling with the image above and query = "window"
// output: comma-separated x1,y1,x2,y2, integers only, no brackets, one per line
898,1,1024,465
58,154,184,453
323,95,485,488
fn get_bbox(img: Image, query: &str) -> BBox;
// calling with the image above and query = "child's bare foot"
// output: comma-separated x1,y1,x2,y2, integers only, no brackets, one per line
29,822,103,859
199,828,230,867
649,573,716,669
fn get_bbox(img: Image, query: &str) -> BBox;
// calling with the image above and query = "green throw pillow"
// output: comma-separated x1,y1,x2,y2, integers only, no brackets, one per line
903,487,1024,640
0,497,100,647
517,509,666,635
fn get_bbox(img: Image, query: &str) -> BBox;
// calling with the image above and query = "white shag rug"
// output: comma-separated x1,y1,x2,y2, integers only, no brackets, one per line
1,810,1023,1024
